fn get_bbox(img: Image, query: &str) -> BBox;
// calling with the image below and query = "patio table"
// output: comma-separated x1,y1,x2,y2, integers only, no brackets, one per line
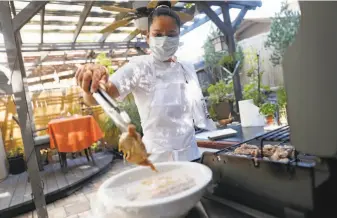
48,115,103,168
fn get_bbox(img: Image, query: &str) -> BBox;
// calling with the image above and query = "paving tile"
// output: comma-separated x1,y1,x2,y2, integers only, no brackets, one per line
14,211,32,218
64,199,91,216
47,202,55,211
84,192,97,203
46,207,67,218
66,214,78,218
77,210,92,218
54,194,81,208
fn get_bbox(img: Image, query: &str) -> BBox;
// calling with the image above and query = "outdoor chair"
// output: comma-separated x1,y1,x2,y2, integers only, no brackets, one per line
12,115,49,171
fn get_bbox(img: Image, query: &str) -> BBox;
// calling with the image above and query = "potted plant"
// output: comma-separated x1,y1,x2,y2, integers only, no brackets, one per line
207,80,234,120
259,102,277,125
7,146,25,175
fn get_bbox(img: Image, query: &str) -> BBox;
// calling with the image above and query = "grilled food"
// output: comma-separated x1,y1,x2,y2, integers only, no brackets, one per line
118,124,157,172
234,144,260,156
233,143,295,163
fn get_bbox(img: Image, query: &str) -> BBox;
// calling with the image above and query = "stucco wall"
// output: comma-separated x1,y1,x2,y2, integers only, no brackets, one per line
238,32,284,88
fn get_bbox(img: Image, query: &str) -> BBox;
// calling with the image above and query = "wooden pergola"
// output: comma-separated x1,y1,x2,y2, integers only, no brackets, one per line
0,1,261,217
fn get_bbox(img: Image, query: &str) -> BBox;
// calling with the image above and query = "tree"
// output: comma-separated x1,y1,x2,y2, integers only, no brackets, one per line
264,1,300,66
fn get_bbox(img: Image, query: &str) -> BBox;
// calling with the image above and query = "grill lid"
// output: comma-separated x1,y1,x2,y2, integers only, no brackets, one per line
282,2,337,157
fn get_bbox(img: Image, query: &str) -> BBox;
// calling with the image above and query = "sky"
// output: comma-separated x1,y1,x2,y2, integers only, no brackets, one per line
176,0,284,62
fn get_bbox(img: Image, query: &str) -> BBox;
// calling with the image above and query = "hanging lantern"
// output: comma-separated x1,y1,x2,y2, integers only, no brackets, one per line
211,35,227,52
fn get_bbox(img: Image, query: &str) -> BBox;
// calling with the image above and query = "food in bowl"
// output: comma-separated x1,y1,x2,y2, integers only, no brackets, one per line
125,171,196,201
94,162,212,218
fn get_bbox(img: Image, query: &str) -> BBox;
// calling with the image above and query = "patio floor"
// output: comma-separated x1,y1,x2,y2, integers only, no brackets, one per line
10,148,218,218
14,159,133,218
0,152,113,217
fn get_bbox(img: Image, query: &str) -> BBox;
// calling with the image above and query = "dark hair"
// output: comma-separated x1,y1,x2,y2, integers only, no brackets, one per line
148,1,181,30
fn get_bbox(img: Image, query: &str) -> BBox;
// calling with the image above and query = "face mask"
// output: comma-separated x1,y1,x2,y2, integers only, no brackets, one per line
149,36,180,61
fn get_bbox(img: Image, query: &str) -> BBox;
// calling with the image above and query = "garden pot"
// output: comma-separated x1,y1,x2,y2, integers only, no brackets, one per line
266,115,274,125
214,101,233,120
8,155,25,175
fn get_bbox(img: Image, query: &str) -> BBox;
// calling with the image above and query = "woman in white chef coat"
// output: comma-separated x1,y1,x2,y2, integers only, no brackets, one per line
75,1,215,162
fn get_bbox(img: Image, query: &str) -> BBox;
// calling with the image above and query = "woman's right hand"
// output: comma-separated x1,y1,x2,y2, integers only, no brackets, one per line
75,63,109,93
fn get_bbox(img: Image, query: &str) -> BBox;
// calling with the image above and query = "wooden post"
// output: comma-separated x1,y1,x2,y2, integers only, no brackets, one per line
221,3,243,113
0,2,48,217
197,2,244,115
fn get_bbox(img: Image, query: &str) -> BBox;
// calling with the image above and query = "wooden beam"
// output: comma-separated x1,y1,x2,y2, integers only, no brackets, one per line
9,0,23,46
180,7,222,36
221,3,243,112
40,6,45,44
20,28,134,34
227,1,262,8
194,1,262,9
29,20,123,27
0,42,148,52
28,73,75,86
12,1,48,32
123,29,141,42
24,52,139,63
221,3,235,53
0,2,47,217
99,12,127,43
73,1,94,43
9,1,17,16
232,7,248,32
43,9,115,18
196,2,233,36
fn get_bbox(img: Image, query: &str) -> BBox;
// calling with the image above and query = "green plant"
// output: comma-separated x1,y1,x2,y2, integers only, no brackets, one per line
207,80,234,105
265,1,300,66
243,80,270,106
217,48,244,84
218,46,244,72
277,86,287,109
95,53,115,75
7,146,24,158
242,49,270,106
259,102,277,117
184,3,194,9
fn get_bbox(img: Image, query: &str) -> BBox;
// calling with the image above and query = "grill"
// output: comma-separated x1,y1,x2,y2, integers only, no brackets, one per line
195,126,337,218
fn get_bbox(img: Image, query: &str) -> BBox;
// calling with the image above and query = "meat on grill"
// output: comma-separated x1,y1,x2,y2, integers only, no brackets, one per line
233,144,295,162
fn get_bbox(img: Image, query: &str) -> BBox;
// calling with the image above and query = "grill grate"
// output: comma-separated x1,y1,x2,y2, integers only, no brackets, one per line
214,126,300,163
257,125,290,142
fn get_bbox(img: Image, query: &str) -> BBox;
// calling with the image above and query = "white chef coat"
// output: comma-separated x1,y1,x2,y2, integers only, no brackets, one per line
109,55,215,162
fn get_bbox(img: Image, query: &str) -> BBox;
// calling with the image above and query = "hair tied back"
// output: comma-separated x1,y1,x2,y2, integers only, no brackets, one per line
156,1,172,9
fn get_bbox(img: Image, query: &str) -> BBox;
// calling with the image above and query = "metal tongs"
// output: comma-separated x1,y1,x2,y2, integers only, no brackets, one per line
92,84,131,133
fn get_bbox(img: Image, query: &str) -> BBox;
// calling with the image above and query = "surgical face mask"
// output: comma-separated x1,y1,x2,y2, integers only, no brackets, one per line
149,36,180,61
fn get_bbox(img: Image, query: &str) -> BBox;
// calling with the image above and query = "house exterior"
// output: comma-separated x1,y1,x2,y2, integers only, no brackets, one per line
235,18,272,42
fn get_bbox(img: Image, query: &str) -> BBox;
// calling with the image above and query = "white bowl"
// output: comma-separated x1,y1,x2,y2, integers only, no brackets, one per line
93,162,212,218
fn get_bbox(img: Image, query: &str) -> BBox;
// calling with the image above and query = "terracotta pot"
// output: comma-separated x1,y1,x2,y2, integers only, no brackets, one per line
266,115,274,125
